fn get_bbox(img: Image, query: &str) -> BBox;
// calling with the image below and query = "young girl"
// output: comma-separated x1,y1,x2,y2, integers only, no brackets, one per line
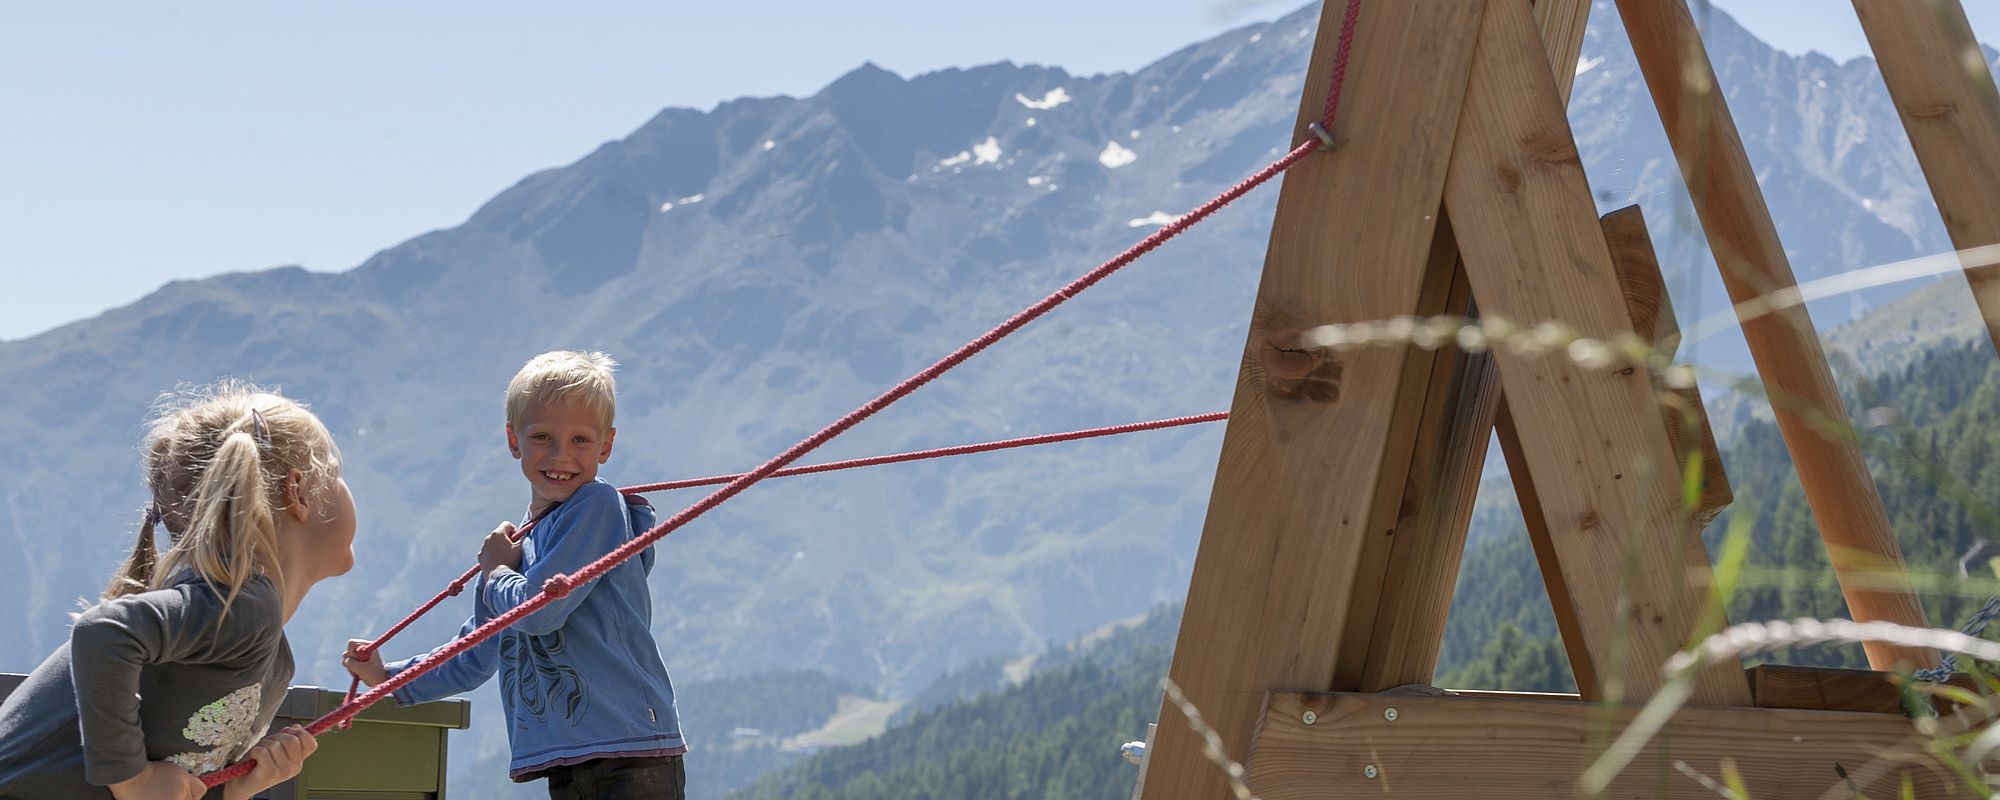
0,382,356,800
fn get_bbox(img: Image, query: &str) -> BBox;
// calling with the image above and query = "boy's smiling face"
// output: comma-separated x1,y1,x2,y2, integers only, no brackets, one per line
508,397,616,512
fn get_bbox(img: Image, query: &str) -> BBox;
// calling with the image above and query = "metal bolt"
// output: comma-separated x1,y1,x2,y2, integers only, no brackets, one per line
1384,707,1399,722
1363,765,1379,779
1301,710,1318,725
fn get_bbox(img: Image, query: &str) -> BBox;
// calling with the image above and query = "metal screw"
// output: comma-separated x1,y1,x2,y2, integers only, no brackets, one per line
1302,710,1318,725
1384,707,1398,722
1363,765,1379,779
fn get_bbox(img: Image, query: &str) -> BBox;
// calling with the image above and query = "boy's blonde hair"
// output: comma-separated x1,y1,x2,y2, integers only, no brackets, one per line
505,350,618,432
107,381,342,617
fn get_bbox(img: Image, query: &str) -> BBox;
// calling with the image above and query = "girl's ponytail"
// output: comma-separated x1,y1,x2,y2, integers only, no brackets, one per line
101,507,162,600
160,424,283,618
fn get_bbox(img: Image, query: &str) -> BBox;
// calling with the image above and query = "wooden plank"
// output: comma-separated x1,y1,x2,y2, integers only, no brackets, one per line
1441,0,1751,705
1493,397,1603,699
1136,3,1491,798
1852,0,2000,354
1451,666,1974,714
1536,0,1593,101
1492,205,1733,701
1751,663,1974,715
1345,0,1599,694
1340,215,1492,692
1600,204,1732,525
1617,0,1936,671
1247,692,1976,799
1602,205,1681,350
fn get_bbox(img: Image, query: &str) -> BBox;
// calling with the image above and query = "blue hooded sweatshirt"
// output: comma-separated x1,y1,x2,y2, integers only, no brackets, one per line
389,478,684,780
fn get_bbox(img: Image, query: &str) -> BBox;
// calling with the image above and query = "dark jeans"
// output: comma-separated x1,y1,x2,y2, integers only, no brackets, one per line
544,755,686,800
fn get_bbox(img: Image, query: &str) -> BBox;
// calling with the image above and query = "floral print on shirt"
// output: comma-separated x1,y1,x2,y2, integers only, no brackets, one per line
166,683,263,774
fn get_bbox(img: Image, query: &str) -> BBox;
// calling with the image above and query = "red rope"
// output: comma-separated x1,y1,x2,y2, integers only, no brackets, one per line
626,411,1228,492
335,411,1229,712
202,0,1362,785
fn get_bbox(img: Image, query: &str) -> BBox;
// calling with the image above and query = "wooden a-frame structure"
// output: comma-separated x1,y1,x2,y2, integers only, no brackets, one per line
1136,0,2000,797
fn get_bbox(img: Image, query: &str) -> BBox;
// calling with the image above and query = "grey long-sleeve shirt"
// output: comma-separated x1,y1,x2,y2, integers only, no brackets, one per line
0,572,293,799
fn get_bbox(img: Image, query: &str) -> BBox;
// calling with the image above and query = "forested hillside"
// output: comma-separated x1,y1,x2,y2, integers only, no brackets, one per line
729,609,1177,800
1442,336,2000,685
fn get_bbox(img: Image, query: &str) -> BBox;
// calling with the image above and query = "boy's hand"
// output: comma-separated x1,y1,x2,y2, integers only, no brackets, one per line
341,639,387,686
478,522,523,577
107,760,203,800
221,725,317,800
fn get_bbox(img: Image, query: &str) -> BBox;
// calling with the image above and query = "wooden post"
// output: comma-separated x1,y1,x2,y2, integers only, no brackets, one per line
1247,692,1975,798
1137,3,1490,798
1851,0,2000,354
1495,205,1737,702
1345,234,1495,691
1441,0,1752,705
1344,0,1599,694
1599,205,1732,527
1617,0,1937,671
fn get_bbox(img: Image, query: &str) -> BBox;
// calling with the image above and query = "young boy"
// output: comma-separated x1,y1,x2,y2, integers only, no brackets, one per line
344,350,686,799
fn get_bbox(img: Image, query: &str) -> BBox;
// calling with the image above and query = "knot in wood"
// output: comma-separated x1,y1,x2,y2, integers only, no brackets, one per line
1256,330,1343,403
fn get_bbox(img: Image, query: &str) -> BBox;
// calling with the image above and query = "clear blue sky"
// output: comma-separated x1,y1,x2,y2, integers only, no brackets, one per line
2,0,1995,341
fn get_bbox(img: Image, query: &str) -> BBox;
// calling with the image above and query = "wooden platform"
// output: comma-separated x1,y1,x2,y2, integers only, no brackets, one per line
1248,688,1987,800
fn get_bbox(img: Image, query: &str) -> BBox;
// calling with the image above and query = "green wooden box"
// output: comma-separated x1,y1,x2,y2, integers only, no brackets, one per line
262,685,471,800
0,675,471,800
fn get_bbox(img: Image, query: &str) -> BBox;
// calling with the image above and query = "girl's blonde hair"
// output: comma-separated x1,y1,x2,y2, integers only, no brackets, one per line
104,381,341,616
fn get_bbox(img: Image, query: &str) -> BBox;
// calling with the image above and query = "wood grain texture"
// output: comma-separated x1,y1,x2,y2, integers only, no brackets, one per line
1600,204,1732,525
1136,3,1490,798
1493,394,1603,699
1442,0,1751,705
1536,0,1593,101
1346,0,1599,694
1852,0,2000,353
1340,216,1493,692
1494,205,1733,701
1617,0,1935,670
1248,692,1974,799
1751,663,1972,715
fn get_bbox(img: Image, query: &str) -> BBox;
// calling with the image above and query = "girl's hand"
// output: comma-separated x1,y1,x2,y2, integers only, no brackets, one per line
341,639,387,686
107,761,203,800
477,522,522,577
221,725,317,800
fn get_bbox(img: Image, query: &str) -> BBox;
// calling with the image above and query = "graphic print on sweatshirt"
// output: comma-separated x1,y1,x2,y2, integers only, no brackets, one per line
503,630,590,728
166,683,263,774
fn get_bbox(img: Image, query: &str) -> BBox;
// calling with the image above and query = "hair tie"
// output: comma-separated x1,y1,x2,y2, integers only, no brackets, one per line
143,503,163,528
249,409,270,447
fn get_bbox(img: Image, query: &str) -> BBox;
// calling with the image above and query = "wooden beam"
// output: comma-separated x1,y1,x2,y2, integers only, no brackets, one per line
1345,0,1599,694
1536,0,1592,102
1346,230,1496,691
1602,205,1681,351
1441,0,1751,705
1137,3,1490,798
1494,205,1736,702
1852,0,2000,354
1750,664,1974,715
1493,396,1602,698
1247,692,1976,799
1617,0,1937,671
1600,204,1733,526
1454,664,1977,714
